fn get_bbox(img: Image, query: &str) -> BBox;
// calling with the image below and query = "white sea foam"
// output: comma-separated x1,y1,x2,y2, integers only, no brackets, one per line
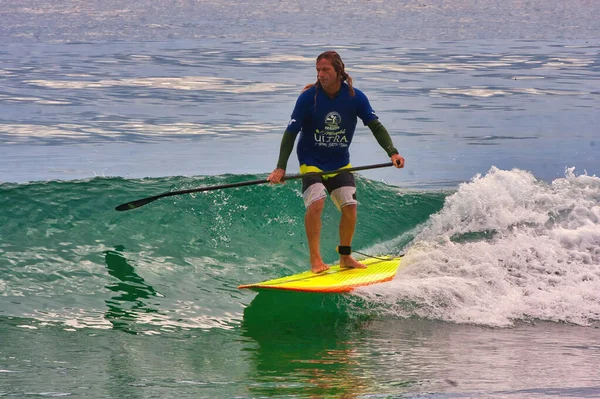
25,76,295,93
234,54,313,64
431,87,589,97
0,121,280,144
359,167,600,327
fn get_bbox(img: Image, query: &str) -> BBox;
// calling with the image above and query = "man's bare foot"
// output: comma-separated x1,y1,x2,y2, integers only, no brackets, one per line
311,259,330,274
340,255,367,269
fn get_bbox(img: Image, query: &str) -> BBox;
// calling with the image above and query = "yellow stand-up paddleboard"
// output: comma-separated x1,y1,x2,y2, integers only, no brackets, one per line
239,256,402,293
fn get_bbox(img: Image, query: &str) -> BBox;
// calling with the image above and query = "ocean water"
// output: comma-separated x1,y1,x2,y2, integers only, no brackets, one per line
1,1,600,398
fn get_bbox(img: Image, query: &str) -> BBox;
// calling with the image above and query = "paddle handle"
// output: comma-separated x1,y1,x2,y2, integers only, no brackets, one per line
285,162,393,181
115,162,394,211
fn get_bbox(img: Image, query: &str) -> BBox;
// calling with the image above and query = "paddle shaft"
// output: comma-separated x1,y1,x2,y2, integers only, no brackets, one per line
115,162,394,211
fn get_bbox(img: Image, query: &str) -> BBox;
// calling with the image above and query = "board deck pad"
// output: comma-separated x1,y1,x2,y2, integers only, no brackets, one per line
238,257,402,293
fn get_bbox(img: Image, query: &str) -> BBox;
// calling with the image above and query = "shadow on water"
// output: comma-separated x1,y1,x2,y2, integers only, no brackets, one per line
103,245,159,334
241,290,377,398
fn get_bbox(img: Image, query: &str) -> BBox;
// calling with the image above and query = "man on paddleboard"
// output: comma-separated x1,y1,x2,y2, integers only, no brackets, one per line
268,51,404,273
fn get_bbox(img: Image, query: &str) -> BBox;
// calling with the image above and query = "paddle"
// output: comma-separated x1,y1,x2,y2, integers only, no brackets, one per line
115,162,394,211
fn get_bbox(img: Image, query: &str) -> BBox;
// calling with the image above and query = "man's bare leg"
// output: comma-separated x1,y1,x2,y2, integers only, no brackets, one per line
305,198,329,273
339,204,367,269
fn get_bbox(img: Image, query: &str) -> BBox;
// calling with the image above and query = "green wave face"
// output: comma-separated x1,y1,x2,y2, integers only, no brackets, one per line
0,175,446,333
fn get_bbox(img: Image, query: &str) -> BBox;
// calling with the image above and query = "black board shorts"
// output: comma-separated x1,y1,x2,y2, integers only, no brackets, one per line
301,171,357,210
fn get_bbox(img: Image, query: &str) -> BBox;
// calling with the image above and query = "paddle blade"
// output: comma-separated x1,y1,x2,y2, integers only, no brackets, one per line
115,195,161,211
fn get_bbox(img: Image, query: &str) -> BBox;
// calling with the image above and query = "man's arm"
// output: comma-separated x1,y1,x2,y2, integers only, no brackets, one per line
276,130,296,170
368,120,404,168
268,130,296,183
368,119,398,156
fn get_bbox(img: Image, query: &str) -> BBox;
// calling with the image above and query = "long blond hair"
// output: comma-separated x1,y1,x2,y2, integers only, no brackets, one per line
303,51,355,99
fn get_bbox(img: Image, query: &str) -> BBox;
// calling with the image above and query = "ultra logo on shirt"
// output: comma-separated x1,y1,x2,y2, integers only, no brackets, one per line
314,111,348,147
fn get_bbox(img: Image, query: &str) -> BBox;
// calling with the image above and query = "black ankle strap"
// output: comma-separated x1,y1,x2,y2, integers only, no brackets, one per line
336,246,352,255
